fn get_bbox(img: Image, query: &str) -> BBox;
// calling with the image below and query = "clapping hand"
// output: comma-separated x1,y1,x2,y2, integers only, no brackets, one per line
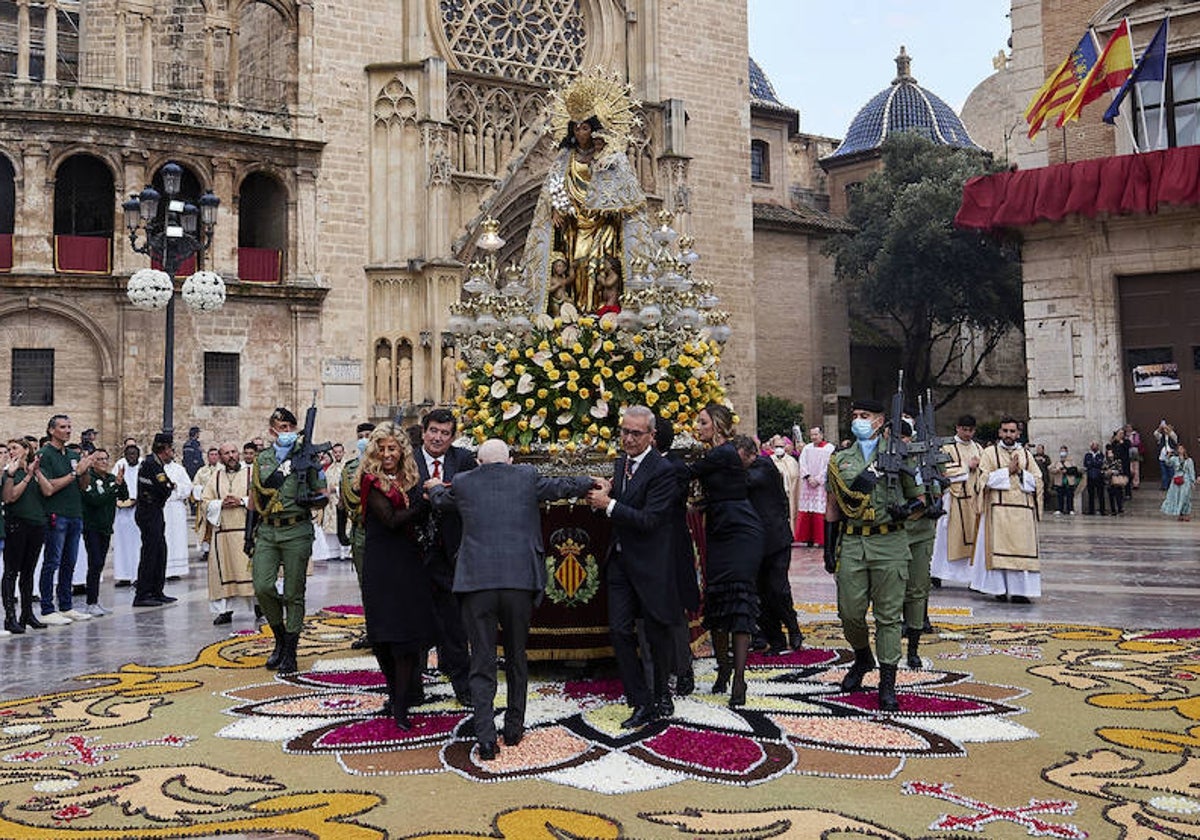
586,477,612,509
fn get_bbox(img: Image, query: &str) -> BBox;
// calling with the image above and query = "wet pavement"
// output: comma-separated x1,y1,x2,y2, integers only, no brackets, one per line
3,490,1197,702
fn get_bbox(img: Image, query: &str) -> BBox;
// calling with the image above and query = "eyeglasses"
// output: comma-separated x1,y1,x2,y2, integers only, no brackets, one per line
619,427,649,437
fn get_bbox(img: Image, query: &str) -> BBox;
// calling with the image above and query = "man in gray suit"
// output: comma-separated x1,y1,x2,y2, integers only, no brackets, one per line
426,439,594,760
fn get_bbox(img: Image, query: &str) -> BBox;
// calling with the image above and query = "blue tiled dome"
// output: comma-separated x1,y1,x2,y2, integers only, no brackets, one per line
826,47,980,160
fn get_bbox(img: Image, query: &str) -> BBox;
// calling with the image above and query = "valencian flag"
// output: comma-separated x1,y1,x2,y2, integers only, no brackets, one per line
1024,32,1098,138
1057,18,1135,128
1103,17,1169,149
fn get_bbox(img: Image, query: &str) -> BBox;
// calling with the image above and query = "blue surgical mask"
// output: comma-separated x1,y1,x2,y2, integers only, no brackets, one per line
356,438,368,456
851,418,875,441
276,431,298,449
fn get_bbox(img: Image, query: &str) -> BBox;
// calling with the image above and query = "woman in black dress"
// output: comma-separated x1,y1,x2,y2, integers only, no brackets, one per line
358,421,435,729
690,404,764,707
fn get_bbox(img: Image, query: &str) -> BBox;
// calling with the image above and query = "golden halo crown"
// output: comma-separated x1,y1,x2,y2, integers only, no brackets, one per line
545,66,641,154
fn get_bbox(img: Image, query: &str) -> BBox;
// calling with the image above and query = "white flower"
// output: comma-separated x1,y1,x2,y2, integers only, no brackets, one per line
503,404,521,420
557,412,575,426
560,325,580,346
126,268,173,310
532,350,553,367
534,314,556,331
590,400,609,419
181,270,226,311
559,302,579,323
490,381,509,399
516,373,535,394
645,368,664,386
492,358,509,378
530,414,545,429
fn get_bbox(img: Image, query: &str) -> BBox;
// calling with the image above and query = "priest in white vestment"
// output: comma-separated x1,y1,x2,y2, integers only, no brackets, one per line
201,443,256,624
930,416,984,585
970,418,1042,603
163,460,193,578
795,427,835,546
766,435,800,526
111,444,141,584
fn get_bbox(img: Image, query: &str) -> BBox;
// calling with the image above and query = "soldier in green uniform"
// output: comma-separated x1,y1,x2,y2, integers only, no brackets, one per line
900,416,937,670
824,398,924,711
339,422,374,650
249,407,327,674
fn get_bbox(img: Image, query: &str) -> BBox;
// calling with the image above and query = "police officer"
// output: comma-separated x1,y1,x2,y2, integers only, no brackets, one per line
249,407,327,674
133,433,177,607
338,422,374,650
824,398,923,711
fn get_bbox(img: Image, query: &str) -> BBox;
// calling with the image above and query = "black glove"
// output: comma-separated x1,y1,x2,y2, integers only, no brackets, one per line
848,470,878,494
823,520,841,574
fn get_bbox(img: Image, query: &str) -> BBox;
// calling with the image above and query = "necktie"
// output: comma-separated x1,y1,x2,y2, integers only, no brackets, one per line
432,459,441,479
623,458,633,484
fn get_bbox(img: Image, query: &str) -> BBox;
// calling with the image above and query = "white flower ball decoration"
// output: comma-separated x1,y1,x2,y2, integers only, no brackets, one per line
126,268,173,310
181,270,226,311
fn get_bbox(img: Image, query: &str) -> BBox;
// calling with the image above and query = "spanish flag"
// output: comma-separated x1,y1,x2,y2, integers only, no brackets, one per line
1056,19,1136,128
1025,33,1098,139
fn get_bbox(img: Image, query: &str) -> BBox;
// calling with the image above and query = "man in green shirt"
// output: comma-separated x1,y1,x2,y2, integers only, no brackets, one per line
81,448,126,616
34,415,96,625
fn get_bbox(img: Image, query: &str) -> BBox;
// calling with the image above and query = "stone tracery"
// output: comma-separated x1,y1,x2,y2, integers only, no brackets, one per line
437,0,586,86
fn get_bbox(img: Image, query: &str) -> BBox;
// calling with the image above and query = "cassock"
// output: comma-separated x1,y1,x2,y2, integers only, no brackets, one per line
163,460,193,577
970,442,1042,598
192,463,219,545
769,451,800,527
930,437,984,584
111,459,141,582
201,465,255,611
795,441,834,545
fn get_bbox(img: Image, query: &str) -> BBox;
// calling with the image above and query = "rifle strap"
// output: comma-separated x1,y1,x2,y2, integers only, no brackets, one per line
252,461,287,516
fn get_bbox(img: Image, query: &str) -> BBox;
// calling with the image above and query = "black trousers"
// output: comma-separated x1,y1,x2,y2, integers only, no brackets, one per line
756,544,798,647
134,510,167,600
3,519,43,613
431,583,470,695
608,556,672,708
82,528,112,605
1085,480,1106,515
459,588,533,744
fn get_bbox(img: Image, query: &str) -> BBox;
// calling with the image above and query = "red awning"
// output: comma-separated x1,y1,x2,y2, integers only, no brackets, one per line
0,233,12,271
54,235,112,274
955,145,1200,232
237,247,282,282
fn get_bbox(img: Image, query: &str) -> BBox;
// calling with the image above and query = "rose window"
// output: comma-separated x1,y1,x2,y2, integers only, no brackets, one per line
439,0,586,86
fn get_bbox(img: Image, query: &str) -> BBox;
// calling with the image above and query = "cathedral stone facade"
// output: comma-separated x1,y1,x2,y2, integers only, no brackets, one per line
1,1,856,445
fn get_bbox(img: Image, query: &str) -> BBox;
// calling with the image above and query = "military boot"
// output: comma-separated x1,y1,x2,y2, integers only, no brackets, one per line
840,647,876,692
906,629,923,669
265,625,287,670
878,664,899,712
276,632,300,675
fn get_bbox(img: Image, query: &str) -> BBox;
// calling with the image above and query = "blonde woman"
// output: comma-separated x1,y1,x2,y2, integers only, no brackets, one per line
690,404,764,708
358,421,434,729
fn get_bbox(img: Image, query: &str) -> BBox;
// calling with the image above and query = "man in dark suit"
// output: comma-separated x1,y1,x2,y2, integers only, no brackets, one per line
133,433,177,607
587,406,681,728
427,439,593,760
414,408,477,705
734,435,803,654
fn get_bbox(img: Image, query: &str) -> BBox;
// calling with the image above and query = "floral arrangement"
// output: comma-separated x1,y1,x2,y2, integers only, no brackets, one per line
126,267,174,310
181,270,227,311
455,303,724,455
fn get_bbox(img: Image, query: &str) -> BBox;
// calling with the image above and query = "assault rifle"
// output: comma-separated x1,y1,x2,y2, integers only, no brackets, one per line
875,370,921,521
910,390,950,519
294,392,333,509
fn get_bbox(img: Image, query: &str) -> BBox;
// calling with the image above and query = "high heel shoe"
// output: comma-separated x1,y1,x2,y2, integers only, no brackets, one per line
728,678,746,708
712,662,732,694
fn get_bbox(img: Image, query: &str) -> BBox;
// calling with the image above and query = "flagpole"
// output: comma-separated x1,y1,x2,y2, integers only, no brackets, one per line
1156,17,1170,150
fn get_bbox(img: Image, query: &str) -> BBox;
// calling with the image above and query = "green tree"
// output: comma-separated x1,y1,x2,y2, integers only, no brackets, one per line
756,394,804,441
825,132,1022,408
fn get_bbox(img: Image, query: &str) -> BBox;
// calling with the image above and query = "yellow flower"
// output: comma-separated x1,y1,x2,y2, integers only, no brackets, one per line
665,401,678,415
579,357,591,369
548,443,560,454
537,407,548,417
600,366,613,377
547,369,561,381
633,350,645,362
572,342,584,354
518,420,529,431
525,348,535,358
538,340,550,351
624,365,636,377
565,441,578,454
537,388,549,399
559,351,573,364
637,382,648,393
538,427,551,440
657,380,671,392
456,395,469,407
515,364,527,375
679,395,690,405
485,416,495,428
579,317,595,328
658,358,671,368
483,363,494,375
456,360,468,371
525,398,535,409
599,426,613,439
632,334,644,345
558,428,571,441
579,388,590,400
645,391,659,406
567,381,579,393
495,342,507,354
477,385,489,397
675,382,686,393
509,350,519,361
602,340,615,353
567,370,580,382
592,373,603,386
623,381,636,392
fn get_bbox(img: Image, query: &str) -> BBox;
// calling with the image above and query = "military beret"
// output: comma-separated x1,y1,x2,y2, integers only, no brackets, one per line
851,398,886,414
356,422,376,435
270,407,298,425
152,432,173,448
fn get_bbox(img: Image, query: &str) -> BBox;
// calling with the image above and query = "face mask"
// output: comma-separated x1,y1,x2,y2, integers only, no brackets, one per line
773,447,785,457
1059,450,1068,459
851,419,875,441
276,432,298,449
356,438,368,456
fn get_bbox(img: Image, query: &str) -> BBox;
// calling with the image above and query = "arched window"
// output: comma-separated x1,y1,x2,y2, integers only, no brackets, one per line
237,172,286,282
0,154,14,272
751,139,770,183
53,154,114,274
236,1,297,110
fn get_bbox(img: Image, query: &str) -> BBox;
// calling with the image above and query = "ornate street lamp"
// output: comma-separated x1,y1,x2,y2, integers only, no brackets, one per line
122,161,224,434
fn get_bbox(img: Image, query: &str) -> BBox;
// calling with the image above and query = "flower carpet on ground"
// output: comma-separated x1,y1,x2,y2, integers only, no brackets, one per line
0,608,1198,838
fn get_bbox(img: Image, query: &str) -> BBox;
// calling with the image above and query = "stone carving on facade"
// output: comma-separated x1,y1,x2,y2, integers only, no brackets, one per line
373,77,418,127
426,123,453,187
441,346,458,404
374,349,392,405
436,0,585,86
396,350,413,404
447,76,548,181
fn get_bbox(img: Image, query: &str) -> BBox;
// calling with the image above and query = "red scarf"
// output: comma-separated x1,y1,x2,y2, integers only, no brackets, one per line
359,472,409,518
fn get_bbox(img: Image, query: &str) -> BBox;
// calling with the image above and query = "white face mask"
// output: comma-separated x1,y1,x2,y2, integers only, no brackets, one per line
1059,450,1068,459
773,447,785,457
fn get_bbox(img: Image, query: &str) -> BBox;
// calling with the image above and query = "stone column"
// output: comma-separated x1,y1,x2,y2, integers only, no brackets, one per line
294,168,318,283
16,0,30,83
140,15,154,93
226,25,239,104
13,142,50,272
43,0,58,85
210,162,236,279
202,27,214,100
296,1,314,118
115,11,128,87
115,155,148,275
